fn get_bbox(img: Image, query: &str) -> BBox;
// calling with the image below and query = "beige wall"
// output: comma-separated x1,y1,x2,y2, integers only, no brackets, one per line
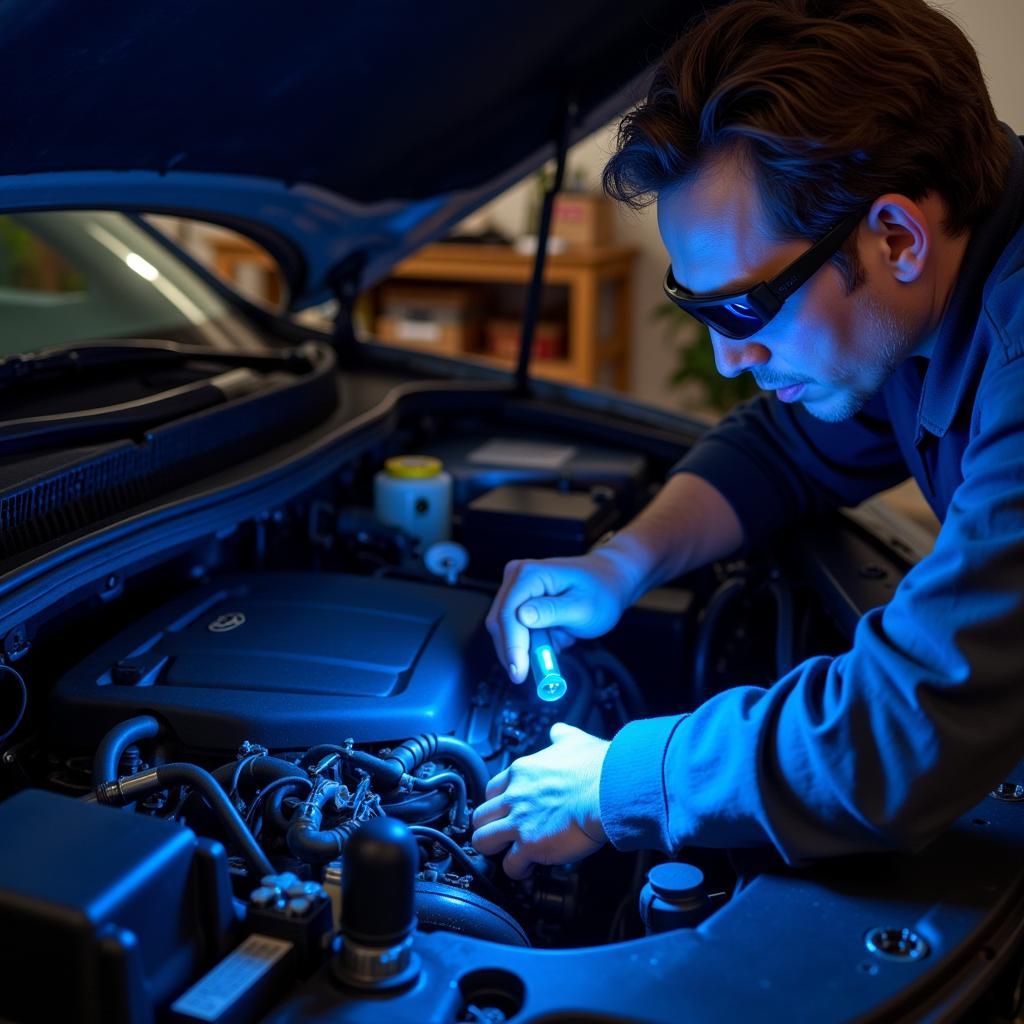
468,0,1024,412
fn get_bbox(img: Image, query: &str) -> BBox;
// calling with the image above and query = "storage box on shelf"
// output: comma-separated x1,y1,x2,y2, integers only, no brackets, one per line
369,242,636,390
376,284,483,356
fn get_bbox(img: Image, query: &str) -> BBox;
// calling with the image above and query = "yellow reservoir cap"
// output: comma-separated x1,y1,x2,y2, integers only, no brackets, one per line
384,455,443,479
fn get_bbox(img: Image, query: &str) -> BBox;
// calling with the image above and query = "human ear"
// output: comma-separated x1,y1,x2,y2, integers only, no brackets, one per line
865,194,930,284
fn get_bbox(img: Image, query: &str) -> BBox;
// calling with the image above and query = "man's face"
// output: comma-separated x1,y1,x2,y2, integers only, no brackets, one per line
657,154,917,422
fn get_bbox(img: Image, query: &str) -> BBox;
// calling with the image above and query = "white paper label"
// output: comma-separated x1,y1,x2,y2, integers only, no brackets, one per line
397,319,443,343
468,439,577,469
170,933,293,1021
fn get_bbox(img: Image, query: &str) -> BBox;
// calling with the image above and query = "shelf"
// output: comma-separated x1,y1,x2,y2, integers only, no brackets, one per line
371,242,637,390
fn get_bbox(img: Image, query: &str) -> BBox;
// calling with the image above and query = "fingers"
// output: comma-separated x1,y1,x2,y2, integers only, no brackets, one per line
486,561,549,683
484,768,511,802
503,841,534,880
549,721,580,743
470,818,517,856
517,594,587,631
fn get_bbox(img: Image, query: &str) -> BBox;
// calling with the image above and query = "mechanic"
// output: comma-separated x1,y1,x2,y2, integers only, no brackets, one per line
472,0,1024,881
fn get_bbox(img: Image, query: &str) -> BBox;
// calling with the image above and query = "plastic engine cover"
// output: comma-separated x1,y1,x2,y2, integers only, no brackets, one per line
49,571,492,752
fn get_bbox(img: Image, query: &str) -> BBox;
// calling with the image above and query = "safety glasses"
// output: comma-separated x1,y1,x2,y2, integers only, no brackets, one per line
662,209,865,340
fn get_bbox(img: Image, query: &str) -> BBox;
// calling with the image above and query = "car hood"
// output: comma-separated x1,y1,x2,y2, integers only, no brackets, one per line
0,0,720,310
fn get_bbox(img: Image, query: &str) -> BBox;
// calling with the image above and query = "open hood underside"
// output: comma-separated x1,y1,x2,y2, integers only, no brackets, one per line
0,0,723,308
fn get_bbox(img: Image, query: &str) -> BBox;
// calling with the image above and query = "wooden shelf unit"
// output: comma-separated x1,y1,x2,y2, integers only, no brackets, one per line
371,242,636,390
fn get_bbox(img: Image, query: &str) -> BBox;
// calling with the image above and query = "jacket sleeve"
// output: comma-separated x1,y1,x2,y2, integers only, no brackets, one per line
600,356,1024,863
673,390,910,548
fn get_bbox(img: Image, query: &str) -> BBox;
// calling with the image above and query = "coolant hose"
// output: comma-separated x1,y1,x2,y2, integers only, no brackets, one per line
212,755,307,794
286,780,360,864
93,715,161,787
384,734,488,806
408,770,469,830
300,745,404,790
93,762,273,878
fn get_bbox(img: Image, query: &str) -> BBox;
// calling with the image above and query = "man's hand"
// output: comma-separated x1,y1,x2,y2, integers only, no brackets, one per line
471,723,610,879
485,549,637,684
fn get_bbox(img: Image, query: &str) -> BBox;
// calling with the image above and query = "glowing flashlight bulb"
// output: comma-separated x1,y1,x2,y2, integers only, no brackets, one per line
530,628,567,702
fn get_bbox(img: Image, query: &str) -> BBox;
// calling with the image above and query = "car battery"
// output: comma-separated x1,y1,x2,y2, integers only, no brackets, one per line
423,436,649,512
459,484,619,578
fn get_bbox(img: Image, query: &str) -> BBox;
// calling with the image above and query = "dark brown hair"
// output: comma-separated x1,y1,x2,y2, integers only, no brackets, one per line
603,0,1011,290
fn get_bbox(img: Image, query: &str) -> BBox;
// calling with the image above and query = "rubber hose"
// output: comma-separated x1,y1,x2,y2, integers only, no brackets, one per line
380,788,451,824
212,755,307,796
93,715,161,787
265,786,306,833
247,776,312,833
433,736,489,806
409,770,468,831
93,762,273,878
300,745,403,790
287,819,358,863
286,782,360,864
385,734,488,806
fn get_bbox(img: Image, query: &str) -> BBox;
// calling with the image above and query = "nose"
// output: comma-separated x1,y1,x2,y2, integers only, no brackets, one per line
710,332,771,379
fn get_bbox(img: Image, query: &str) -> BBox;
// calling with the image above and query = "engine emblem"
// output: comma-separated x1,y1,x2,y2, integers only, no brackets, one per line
208,612,246,633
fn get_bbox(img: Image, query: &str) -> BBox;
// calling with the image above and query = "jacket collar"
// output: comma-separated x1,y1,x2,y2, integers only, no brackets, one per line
917,125,1024,440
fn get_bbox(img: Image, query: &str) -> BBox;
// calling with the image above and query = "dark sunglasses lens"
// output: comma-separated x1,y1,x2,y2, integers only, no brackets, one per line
691,299,765,340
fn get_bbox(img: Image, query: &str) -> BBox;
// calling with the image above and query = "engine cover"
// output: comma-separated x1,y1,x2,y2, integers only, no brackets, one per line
49,571,493,753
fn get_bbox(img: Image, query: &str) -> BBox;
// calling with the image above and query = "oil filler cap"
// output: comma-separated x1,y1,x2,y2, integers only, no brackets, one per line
648,862,705,902
639,862,709,935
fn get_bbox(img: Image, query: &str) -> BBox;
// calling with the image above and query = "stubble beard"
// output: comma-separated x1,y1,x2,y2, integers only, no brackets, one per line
801,296,914,424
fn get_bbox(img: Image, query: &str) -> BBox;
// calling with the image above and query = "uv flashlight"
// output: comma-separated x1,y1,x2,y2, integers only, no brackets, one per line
530,628,567,702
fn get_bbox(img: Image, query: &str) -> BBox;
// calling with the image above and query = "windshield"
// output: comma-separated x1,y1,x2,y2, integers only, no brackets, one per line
0,211,268,357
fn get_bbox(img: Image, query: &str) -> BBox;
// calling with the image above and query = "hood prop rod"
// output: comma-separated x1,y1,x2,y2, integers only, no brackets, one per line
515,99,576,393
330,250,368,363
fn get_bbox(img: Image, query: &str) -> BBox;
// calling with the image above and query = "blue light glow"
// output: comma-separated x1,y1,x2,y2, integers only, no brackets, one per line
530,633,567,702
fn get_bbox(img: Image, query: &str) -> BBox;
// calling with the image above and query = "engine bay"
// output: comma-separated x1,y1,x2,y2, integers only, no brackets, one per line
2,398,1021,1024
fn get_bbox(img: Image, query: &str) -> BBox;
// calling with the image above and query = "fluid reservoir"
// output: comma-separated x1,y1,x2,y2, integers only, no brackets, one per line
639,862,709,934
374,455,452,549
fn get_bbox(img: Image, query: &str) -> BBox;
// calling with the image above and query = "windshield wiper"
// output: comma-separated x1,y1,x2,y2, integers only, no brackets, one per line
0,338,317,391
0,368,278,459
0,339,328,459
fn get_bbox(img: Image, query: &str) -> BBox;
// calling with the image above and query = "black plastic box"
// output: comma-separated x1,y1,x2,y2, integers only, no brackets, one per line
460,484,619,577
0,789,235,1024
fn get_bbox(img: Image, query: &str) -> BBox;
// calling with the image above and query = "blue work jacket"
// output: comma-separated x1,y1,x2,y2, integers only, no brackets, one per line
600,128,1024,863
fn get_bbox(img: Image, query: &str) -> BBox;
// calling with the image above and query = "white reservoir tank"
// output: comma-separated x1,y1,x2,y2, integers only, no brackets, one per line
373,455,452,550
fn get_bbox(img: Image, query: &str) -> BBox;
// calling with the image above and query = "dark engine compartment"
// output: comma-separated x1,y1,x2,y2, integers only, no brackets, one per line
2,394,1022,1024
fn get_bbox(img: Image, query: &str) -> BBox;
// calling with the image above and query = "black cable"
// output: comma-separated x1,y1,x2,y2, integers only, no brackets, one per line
92,762,273,878
580,646,648,721
246,775,313,828
229,753,265,803
693,577,748,705
409,825,505,907
0,664,27,746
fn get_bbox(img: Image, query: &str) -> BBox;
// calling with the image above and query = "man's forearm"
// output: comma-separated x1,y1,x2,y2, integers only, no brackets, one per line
591,472,744,603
